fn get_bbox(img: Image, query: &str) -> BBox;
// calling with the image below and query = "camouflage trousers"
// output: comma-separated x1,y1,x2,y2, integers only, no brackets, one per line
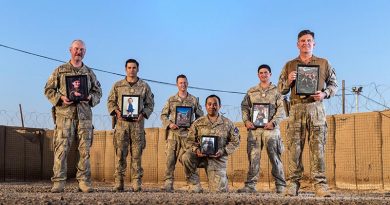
182,150,228,192
52,116,93,183
286,101,328,186
164,133,187,183
245,128,286,188
113,120,146,183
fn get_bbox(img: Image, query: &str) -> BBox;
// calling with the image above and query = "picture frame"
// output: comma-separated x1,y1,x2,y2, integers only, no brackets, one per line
175,106,193,128
200,136,218,156
251,103,270,128
296,64,319,95
65,75,89,103
121,95,140,120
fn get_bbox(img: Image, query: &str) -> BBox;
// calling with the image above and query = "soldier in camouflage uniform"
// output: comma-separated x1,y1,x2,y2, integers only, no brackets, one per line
107,59,154,192
182,95,240,193
44,40,102,193
238,64,286,194
278,30,338,197
160,74,204,192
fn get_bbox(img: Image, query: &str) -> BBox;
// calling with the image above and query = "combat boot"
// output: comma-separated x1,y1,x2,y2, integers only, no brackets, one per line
315,184,331,197
162,180,174,192
78,181,94,193
276,186,286,194
237,185,257,193
113,178,124,192
51,181,65,193
284,182,300,196
189,183,203,193
130,179,142,192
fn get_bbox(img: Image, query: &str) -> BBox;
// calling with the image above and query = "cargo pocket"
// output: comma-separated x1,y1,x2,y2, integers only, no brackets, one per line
276,135,285,155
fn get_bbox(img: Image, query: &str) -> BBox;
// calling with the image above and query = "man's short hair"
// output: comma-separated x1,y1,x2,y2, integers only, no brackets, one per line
70,39,85,47
298,30,315,39
205,94,221,105
176,74,187,83
125,59,139,68
72,78,81,82
257,64,271,73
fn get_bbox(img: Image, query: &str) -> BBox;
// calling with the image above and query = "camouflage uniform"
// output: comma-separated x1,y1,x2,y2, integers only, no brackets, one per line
278,55,337,193
44,62,102,189
107,77,154,190
182,114,240,192
160,93,204,188
240,83,286,191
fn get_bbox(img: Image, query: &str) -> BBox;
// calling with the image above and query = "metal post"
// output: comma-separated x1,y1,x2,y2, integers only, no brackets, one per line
355,93,359,113
352,87,363,113
19,104,24,128
342,80,345,114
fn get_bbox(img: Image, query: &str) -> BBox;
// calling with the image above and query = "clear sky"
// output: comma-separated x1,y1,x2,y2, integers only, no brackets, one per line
1,1,390,129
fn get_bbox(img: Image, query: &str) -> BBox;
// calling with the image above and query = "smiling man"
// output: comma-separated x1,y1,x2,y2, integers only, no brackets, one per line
107,59,155,192
238,64,286,194
44,40,102,193
182,95,240,193
277,30,338,197
160,74,204,192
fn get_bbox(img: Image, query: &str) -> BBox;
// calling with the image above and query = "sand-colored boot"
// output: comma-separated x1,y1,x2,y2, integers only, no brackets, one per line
237,184,257,193
79,181,94,193
113,178,124,192
51,181,65,193
162,179,174,192
131,179,142,192
284,182,300,196
315,184,331,197
189,183,203,193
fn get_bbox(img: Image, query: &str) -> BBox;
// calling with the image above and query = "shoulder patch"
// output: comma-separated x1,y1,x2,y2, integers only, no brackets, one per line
234,127,239,135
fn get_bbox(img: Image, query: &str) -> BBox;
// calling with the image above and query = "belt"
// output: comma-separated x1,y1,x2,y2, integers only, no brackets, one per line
290,98,316,105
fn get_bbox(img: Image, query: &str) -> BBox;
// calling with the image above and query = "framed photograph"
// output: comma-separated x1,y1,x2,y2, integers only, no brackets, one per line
175,106,193,128
121,95,140,120
251,103,270,128
296,64,319,95
65,75,89,103
200,136,218,156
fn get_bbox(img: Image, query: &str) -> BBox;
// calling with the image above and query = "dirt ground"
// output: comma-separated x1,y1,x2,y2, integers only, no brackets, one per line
1,181,390,205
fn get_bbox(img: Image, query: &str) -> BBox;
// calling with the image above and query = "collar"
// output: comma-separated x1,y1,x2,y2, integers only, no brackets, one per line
293,55,319,64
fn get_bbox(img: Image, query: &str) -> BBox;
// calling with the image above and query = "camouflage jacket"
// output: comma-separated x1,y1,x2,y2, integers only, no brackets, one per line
187,114,240,156
241,83,285,128
278,55,338,102
161,92,204,138
107,77,154,120
44,62,102,120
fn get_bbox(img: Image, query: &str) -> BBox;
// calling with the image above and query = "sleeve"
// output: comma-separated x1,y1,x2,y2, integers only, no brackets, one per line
323,62,338,98
107,84,119,116
44,68,62,106
270,92,286,127
185,122,199,152
194,97,204,119
241,93,251,124
160,99,172,129
224,122,240,155
88,70,102,107
277,64,291,95
141,83,155,119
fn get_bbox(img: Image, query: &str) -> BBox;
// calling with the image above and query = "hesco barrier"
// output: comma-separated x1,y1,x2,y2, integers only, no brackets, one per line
0,111,389,190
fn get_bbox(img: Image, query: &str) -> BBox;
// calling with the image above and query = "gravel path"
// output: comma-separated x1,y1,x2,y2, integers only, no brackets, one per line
1,181,390,204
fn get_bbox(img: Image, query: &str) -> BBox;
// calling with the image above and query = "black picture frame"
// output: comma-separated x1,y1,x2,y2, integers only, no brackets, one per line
251,103,270,128
65,75,89,103
200,136,218,156
121,95,141,120
175,106,193,128
296,64,319,95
